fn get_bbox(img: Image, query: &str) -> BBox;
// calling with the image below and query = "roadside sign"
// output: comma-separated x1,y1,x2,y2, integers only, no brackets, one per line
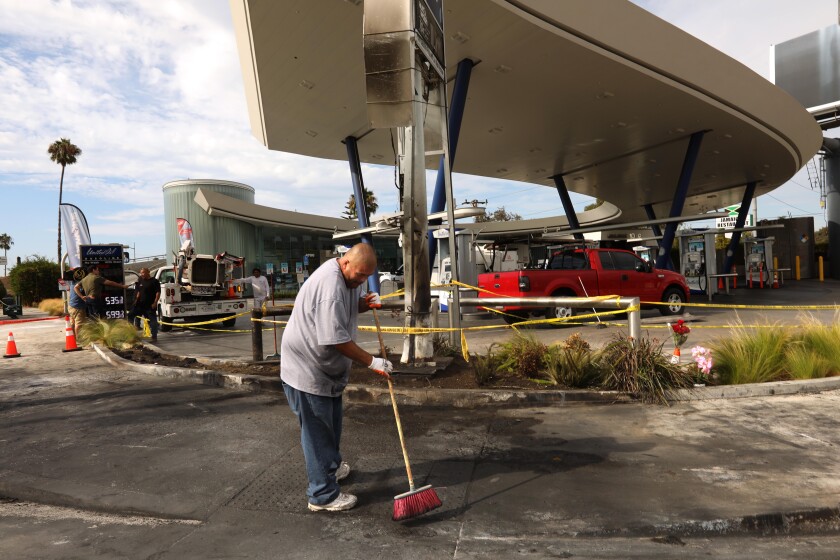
265,263,274,275
58,279,69,292
281,262,289,274
715,204,755,229
0,256,6,266
295,262,303,274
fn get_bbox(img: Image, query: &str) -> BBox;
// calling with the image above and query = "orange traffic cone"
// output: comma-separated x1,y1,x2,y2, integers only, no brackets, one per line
732,267,737,289
772,271,779,289
227,282,235,298
4,332,21,358
62,324,82,353
717,277,724,290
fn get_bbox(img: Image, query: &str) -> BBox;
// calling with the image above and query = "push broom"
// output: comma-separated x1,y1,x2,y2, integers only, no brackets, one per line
371,308,442,521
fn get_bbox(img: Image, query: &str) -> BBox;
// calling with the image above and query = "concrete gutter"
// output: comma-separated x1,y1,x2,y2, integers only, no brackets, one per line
93,343,840,407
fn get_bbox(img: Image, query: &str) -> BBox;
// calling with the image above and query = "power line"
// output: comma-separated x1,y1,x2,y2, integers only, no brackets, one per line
764,193,814,216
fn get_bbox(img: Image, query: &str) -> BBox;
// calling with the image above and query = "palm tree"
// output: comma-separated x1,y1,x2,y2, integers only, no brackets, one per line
342,189,379,220
0,233,12,276
48,138,82,265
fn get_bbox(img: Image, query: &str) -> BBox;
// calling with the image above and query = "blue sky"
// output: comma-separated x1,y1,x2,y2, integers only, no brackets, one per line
0,0,836,267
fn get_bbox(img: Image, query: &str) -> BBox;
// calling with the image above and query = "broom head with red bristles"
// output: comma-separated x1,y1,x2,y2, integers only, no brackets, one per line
392,484,442,521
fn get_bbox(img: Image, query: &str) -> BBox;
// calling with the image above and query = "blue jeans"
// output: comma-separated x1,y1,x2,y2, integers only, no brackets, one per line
283,383,343,505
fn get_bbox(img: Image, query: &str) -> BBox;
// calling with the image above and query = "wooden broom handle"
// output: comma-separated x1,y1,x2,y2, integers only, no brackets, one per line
372,308,415,490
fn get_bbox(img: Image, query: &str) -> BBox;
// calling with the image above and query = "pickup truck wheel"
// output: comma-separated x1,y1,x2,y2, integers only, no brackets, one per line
158,309,173,332
546,291,575,323
503,312,528,325
660,287,686,316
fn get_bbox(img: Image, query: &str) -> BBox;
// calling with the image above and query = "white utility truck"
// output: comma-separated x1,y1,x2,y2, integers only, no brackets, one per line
154,241,249,332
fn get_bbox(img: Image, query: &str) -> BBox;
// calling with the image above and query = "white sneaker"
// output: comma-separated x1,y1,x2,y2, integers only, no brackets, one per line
335,461,350,482
308,492,358,512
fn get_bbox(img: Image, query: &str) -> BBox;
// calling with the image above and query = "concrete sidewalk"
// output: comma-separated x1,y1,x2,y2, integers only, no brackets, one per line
1,319,840,558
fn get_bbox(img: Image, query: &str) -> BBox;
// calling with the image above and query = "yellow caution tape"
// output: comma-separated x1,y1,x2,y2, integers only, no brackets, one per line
157,310,252,328
643,300,840,310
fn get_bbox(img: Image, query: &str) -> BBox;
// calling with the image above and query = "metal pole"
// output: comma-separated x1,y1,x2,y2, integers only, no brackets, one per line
345,136,380,293
722,181,757,275
428,58,474,270
251,308,264,362
553,175,584,240
656,131,706,270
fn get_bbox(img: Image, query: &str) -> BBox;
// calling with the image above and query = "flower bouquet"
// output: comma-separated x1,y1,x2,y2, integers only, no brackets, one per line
690,345,713,385
667,319,690,364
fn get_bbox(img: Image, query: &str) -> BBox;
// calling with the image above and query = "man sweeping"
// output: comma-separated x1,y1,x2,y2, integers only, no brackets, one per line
281,243,392,512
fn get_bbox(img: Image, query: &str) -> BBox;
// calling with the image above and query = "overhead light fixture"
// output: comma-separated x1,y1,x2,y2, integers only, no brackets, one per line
451,31,470,44
494,65,512,74
497,168,508,173
299,80,315,90
488,127,503,134
305,130,318,137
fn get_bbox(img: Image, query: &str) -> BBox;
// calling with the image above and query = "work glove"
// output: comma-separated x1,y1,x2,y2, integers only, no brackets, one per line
365,292,382,309
368,356,393,378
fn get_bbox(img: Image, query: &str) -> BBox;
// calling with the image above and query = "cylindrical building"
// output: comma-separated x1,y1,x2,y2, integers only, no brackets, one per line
162,179,257,266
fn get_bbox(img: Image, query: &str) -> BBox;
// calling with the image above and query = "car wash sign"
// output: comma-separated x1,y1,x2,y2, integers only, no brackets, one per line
715,204,754,230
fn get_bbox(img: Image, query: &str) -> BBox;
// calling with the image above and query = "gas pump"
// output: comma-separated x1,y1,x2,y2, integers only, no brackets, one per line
680,238,706,294
744,238,774,288
632,245,655,264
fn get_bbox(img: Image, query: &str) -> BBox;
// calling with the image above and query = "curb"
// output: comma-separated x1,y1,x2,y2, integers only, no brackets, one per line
91,344,631,407
92,344,840,407
591,505,840,539
0,316,61,326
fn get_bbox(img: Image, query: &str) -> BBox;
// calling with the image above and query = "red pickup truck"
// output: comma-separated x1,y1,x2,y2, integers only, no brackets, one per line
477,247,689,323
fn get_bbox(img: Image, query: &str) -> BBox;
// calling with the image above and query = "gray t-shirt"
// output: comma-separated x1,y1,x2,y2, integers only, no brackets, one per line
280,258,363,397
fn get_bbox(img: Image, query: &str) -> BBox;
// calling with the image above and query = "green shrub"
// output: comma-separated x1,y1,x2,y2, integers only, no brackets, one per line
544,333,603,388
38,298,65,316
78,319,140,348
497,333,548,378
599,334,694,405
8,255,60,305
710,322,789,385
472,343,501,385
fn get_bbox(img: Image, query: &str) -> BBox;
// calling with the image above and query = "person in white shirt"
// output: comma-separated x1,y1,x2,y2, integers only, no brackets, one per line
234,267,271,308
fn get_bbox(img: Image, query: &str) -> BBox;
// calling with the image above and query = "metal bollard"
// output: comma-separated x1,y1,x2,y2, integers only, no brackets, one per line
251,308,263,362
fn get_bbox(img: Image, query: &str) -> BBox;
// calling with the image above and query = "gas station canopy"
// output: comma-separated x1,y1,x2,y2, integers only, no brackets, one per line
230,0,822,226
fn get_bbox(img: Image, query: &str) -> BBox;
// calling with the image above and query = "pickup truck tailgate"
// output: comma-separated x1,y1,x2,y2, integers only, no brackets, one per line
478,271,522,296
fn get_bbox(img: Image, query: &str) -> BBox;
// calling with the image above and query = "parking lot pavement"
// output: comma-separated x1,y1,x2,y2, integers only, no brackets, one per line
3,288,840,558
3,318,840,558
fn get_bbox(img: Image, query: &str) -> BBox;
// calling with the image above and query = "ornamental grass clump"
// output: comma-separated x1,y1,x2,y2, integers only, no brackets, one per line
497,333,548,378
791,314,840,376
599,334,694,405
37,298,65,316
544,333,603,388
472,343,502,385
78,319,140,349
709,319,788,385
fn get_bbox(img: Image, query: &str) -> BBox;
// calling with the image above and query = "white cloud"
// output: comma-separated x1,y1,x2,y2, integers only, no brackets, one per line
0,0,832,264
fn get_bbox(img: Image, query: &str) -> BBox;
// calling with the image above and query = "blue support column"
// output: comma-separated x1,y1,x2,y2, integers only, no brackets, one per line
345,136,380,293
643,204,663,238
428,59,474,271
552,175,584,240
722,181,756,275
655,131,706,270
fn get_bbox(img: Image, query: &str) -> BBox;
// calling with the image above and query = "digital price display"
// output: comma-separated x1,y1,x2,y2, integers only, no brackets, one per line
80,244,127,319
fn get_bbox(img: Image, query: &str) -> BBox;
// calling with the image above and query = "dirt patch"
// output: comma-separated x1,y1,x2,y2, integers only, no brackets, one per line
113,346,550,391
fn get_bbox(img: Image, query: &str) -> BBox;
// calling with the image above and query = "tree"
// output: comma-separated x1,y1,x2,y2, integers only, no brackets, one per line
0,233,12,276
8,255,61,306
474,206,522,223
584,198,604,211
48,138,82,264
342,189,379,220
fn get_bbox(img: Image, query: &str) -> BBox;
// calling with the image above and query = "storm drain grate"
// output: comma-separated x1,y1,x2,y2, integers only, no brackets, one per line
228,452,404,513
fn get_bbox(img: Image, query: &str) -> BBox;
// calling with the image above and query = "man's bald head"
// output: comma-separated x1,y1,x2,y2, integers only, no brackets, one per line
339,243,377,288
